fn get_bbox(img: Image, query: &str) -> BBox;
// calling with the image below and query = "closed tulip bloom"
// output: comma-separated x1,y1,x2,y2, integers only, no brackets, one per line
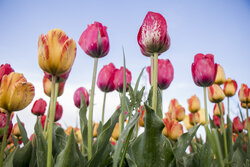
213,102,225,117
168,99,179,112
198,109,206,125
137,11,170,56
54,102,63,122
0,112,13,141
171,105,185,122
214,64,226,85
93,123,99,138
187,95,200,113
74,128,82,144
238,84,250,103
113,67,132,93
0,64,14,83
191,53,217,87
12,122,24,137
0,72,35,112
97,63,116,92
38,29,76,75
31,98,47,116
43,75,65,97
73,87,89,108
44,70,71,83
163,118,183,140
146,59,174,90
138,105,146,127
223,78,237,97
79,22,109,58
233,116,243,133
189,112,200,125
241,102,250,109
112,123,120,140
41,115,47,129
213,115,220,128
183,115,194,130
207,84,225,103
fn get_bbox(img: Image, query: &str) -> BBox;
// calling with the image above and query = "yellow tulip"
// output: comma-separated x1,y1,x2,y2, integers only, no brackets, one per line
198,108,206,125
183,115,194,130
187,95,200,113
0,72,34,112
38,29,77,75
214,64,226,85
207,84,225,103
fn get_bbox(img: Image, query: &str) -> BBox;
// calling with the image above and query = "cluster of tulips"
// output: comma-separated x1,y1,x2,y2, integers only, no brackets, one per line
0,10,249,167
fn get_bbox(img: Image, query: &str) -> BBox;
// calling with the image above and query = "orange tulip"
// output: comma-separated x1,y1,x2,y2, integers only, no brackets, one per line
12,123,24,137
163,117,183,140
238,84,250,103
93,123,99,138
207,84,225,103
189,112,200,125
111,123,120,140
223,78,237,97
241,102,250,109
183,115,194,130
187,95,200,113
214,64,226,85
138,105,145,127
167,99,185,121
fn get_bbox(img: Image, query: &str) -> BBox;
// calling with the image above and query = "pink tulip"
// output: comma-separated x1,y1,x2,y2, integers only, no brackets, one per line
146,59,174,90
233,116,243,133
31,98,47,116
137,11,170,56
78,22,109,58
73,87,89,108
0,64,14,83
97,63,116,92
113,67,132,93
191,53,217,87
54,102,63,122
213,115,220,128
0,112,13,141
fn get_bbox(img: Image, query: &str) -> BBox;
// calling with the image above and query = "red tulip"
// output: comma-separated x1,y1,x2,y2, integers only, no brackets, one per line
54,102,63,122
232,116,243,133
0,112,13,141
0,64,14,83
78,22,109,58
113,67,132,92
73,87,89,108
137,11,170,56
191,53,217,87
97,63,116,92
41,115,46,129
213,115,220,128
31,98,47,116
146,59,174,90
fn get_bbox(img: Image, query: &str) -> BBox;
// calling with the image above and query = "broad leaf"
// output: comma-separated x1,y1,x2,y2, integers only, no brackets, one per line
16,115,29,145
13,141,32,166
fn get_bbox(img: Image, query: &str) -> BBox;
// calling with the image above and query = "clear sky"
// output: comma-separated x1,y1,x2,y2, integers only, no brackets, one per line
1,0,250,136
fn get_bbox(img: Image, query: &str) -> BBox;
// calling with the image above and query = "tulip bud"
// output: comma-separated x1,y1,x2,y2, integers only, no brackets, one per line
74,128,82,144
213,115,220,128
44,70,71,83
198,108,206,125
187,95,200,113
214,64,226,85
207,84,225,103
138,105,145,127
79,22,109,58
146,59,174,90
189,113,200,125
6,143,15,153
137,11,170,56
241,102,250,109
163,118,183,140
12,122,24,137
65,126,73,136
233,116,243,133
31,98,47,116
112,123,120,140
38,29,76,76
168,99,179,113
0,64,14,83
238,84,250,103
73,87,89,108
191,53,217,87
54,102,63,122
93,123,99,138
0,112,13,141
41,115,47,129
183,115,194,130
223,78,237,97
113,67,132,93
213,102,225,117
110,137,116,146
172,105,185,122
0,72,35,112
97,63,116,92
43,75,65,97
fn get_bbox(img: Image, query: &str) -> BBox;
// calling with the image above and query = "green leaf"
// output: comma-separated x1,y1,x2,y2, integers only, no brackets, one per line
156,88,162,118
128,84,135,112
79,93,88,148
125,153,137,167
199,141,213,167
13,141,32,166
136,86,145,109
226,115,233,161
16,115,29,145
87,108,122,167
232,148,244,167
11,134,19,147
3,147,18,167
134,67,145,98
130,104,174,167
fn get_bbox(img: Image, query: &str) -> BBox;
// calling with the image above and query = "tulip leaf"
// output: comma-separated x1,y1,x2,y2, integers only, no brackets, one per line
136,86,145,109
128,84,136,112
79,93,88,148
226,115,233,161
232,148,244,167
113,112,140,167
29,141,37,167
146,87,162,118
13,141,32,166
16,115,29,145
97,122,103,137
130,104,174,167
87,108,122,167
11,134,19,147
199,141,214,167
3,147,18,167
55,130,82,167
126,153,137,167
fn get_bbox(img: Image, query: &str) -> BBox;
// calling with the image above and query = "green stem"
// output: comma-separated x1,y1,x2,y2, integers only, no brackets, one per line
152,52,158,111
203,87,208,125
150,55,154,86
227,97,230,116
46,75,58,167
43,103,50,134
101,92,107,124
0,112,11,166
246,102,250,152
218,102,228,165
88,58,98,161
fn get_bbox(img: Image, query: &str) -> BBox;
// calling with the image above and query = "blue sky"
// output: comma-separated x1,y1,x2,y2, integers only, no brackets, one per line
1,0,250,136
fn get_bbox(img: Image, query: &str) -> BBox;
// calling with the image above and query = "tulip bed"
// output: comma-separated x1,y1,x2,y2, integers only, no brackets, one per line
0,11,250,167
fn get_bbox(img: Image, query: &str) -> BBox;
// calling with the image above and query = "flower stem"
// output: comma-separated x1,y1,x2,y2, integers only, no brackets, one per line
46,75,58,167
203,87,208,125
152,52,158,112
43,103,50,133
88,58,98,161
227,97,230,116
246,102,250,151
0,112,11,166
150,55,154,85
101,92,107,124
218,102,228,165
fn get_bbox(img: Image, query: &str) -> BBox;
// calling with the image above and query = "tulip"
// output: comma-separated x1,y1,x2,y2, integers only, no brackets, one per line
137,11,170,56
64,126,73,136
213,102,225,117
238,84,250,103
44,70,70,83
224,78,237,97
41,115,47,129
171,105,185,122
79,22,109,58
31,98,47,116
138,105,146,127
110,137,116,146
0,108,14,120
243,118,250,130
214,64,226,85
198,109,206,125
207,84,225,103
163,118,183,140
146,59,174,90
30,134,35,142
241,102,250,109
189,113,200,125
0,64,14,83
213,115,220,128
54,102,63,122
73,87,89,108
12,122,24,137
232,116,243,133
0,112,13,141
74,128,82,144
97,63,116,92
187,95,200,113
112,123,120,140
43,75,65,97
38,29,76,76
93,123,99,138
113,67,132,93
183,115,194,130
